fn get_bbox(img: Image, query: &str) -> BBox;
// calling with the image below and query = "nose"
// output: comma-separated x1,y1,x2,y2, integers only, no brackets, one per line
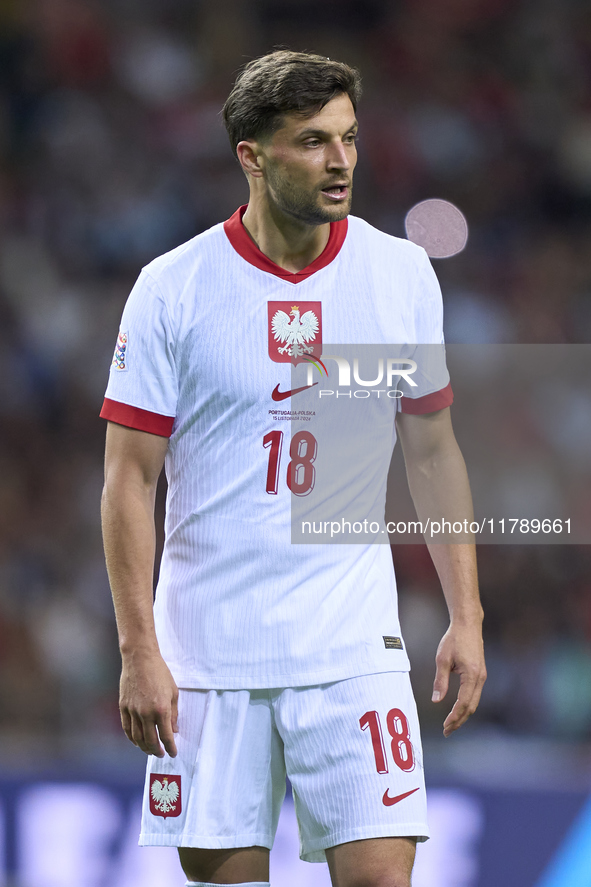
326,139,351,172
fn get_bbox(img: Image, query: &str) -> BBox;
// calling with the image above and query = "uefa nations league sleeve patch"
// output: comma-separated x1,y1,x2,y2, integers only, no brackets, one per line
111,330,128,371
149,774,182,818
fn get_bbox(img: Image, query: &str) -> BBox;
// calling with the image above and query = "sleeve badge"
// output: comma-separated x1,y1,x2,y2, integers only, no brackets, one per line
112,330,128,371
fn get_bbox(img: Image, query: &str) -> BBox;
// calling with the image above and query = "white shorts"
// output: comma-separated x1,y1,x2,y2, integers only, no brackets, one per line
139,671,429,862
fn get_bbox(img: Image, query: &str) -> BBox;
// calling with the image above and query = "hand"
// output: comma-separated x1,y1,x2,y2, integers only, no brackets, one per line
431,622,486,737
119,650,179,757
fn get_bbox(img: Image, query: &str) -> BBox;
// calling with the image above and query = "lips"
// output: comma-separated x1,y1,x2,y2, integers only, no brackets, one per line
321,184,349,201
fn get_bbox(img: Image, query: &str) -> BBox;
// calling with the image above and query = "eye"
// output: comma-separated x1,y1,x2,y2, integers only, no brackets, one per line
304,138,321,147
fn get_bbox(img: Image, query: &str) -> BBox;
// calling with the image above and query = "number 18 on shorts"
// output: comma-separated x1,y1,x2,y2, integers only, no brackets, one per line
140,671,429,862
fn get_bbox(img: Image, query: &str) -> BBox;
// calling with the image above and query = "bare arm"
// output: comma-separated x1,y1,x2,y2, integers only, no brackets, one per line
396,407,486,736
101,421,178,757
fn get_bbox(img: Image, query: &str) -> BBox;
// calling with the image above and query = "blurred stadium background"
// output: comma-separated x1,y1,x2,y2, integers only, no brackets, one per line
1,0,591,884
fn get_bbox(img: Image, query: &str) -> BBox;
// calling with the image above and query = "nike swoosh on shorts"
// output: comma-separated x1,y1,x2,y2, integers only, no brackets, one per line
382,787,420,807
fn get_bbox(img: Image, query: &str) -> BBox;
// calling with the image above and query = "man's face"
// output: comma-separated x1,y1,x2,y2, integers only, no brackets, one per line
258,92,358,225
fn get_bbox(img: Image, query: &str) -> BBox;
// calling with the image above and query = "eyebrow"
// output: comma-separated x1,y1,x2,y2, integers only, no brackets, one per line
298,121,359,138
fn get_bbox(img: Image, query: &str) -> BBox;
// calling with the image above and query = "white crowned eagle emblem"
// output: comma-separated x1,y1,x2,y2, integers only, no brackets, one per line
150,776,180,814
271,305,319,360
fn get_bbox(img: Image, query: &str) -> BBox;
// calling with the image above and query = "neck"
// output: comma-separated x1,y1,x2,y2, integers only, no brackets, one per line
241,193,331,273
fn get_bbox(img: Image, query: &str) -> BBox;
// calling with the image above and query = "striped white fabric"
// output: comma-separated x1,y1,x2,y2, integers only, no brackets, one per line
140,674,428,858
102,209,450,689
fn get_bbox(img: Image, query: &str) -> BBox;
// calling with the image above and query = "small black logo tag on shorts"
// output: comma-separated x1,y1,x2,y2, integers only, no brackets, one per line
383,636,403,650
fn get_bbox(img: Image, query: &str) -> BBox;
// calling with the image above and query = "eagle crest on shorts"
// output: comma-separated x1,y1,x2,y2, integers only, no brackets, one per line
149,774,182,818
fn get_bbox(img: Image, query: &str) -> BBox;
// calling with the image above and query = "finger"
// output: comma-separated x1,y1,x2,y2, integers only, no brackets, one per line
131,712,164,757
443,699,470,736
171,693,179,734
140,714,166,758
120,708,136,746
467,670,486,715
130,712,150,753
443,678,475,734
156,712,178,758
432,656,451,703
443,671,484,736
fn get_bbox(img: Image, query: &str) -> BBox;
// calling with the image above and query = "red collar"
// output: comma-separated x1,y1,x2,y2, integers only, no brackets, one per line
223,205,347,283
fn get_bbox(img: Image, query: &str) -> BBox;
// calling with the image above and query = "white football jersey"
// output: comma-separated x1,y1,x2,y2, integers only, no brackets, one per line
101,207,452,689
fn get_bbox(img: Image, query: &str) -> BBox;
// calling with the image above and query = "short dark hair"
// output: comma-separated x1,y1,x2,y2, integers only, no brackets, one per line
222,50,362,156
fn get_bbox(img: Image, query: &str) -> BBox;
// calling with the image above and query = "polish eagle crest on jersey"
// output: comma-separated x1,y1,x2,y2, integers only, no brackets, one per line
149,774,181,818
268,301,322,365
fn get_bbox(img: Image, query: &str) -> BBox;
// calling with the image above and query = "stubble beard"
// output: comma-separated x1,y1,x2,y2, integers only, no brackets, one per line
266,166,352,225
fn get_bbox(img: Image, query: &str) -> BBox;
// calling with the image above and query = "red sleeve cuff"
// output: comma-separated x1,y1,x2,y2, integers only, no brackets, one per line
100,398,175,437
399,382,453,414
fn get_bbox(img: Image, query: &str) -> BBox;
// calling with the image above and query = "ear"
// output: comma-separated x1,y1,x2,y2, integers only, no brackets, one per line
236,140,264,178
